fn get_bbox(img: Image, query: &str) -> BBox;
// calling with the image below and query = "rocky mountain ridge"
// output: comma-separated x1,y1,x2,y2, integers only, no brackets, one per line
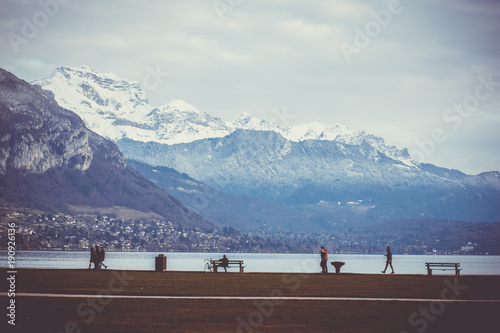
0,68,213,230
118,130,500,226
127,160,325,232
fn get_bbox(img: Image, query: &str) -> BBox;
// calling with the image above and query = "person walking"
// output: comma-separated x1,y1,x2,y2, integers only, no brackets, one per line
89,246,97,269
381,246,394,274
320,246,328,273
94,244,101,270
98,246,107,269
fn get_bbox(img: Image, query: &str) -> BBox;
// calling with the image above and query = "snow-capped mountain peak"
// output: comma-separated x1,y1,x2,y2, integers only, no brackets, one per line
285,122,412,165
34,67,232,144
232,112,255,126
163,99,200,113
147,101,231,144
288,122,328,141
34,66,151,141
35,66,411,163
44,66,149,111
231,112,290,137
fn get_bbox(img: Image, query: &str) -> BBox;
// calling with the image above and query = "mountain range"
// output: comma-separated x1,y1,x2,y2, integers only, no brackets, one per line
33,66,411,163
33,66,500,231
0,68,212,230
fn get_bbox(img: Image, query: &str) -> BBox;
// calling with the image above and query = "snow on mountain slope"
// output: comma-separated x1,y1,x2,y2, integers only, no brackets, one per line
149,100,232,144
288,122,328,141
35,66,413,164
287,122,412,165
229,114,412,166
230,112,290,138
33,67,232,144
34,66,150,141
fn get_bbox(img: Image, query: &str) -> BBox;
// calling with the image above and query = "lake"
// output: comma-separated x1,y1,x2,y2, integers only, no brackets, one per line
1,251,500,275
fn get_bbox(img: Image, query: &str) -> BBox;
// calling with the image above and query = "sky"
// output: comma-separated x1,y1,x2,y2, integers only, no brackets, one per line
1,0,499,175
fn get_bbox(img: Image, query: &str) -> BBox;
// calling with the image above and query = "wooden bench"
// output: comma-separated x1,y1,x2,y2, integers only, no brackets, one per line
425,263,461,276
211,259,245,273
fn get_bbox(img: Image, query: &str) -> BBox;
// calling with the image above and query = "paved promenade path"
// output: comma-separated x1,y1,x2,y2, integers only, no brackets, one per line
3,269,499,332
3,292,500,303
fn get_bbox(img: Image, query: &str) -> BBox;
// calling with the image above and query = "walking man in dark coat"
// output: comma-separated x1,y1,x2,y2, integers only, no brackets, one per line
89,246,97,269
99,246,107,269
381,246,395,274
94,244,101,269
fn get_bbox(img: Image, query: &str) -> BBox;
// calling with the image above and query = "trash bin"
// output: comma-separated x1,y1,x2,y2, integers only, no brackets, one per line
155,254,167,272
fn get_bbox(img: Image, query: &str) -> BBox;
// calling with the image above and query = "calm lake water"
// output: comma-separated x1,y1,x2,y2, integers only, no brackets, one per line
1,251,500,275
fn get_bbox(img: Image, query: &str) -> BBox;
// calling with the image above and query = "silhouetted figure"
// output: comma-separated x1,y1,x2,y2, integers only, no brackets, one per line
381,246,394,274
320,246,328,273
94,244,101,270
218,254,229,272
99,246,107,269
89,246,97,269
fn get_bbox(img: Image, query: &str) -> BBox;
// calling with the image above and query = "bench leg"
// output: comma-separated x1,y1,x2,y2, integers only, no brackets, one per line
427,269,432,276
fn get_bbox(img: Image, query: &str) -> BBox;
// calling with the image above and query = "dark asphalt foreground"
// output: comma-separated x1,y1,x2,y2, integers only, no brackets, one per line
1,268,499,332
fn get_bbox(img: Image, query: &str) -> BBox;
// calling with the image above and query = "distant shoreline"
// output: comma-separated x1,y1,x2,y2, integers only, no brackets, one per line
0,248,496,255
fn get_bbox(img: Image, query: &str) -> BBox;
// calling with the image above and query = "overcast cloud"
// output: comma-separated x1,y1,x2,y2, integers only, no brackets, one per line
1,0,499,174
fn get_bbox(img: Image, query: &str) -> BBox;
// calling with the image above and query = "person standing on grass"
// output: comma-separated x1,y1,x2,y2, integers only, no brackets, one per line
381,246,394,274
320,246,328,273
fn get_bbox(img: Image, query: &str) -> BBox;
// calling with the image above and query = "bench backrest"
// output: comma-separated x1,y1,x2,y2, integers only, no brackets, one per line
425,263,460,267
212,260,243,264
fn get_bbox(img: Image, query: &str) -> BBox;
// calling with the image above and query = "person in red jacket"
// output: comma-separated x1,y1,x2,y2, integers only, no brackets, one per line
320,246,328,273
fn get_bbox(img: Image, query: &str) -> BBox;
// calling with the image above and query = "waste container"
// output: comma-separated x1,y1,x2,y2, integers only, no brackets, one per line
155,254,167,272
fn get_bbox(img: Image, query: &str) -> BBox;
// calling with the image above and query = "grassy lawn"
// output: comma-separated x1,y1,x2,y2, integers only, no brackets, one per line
2,269,499,332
